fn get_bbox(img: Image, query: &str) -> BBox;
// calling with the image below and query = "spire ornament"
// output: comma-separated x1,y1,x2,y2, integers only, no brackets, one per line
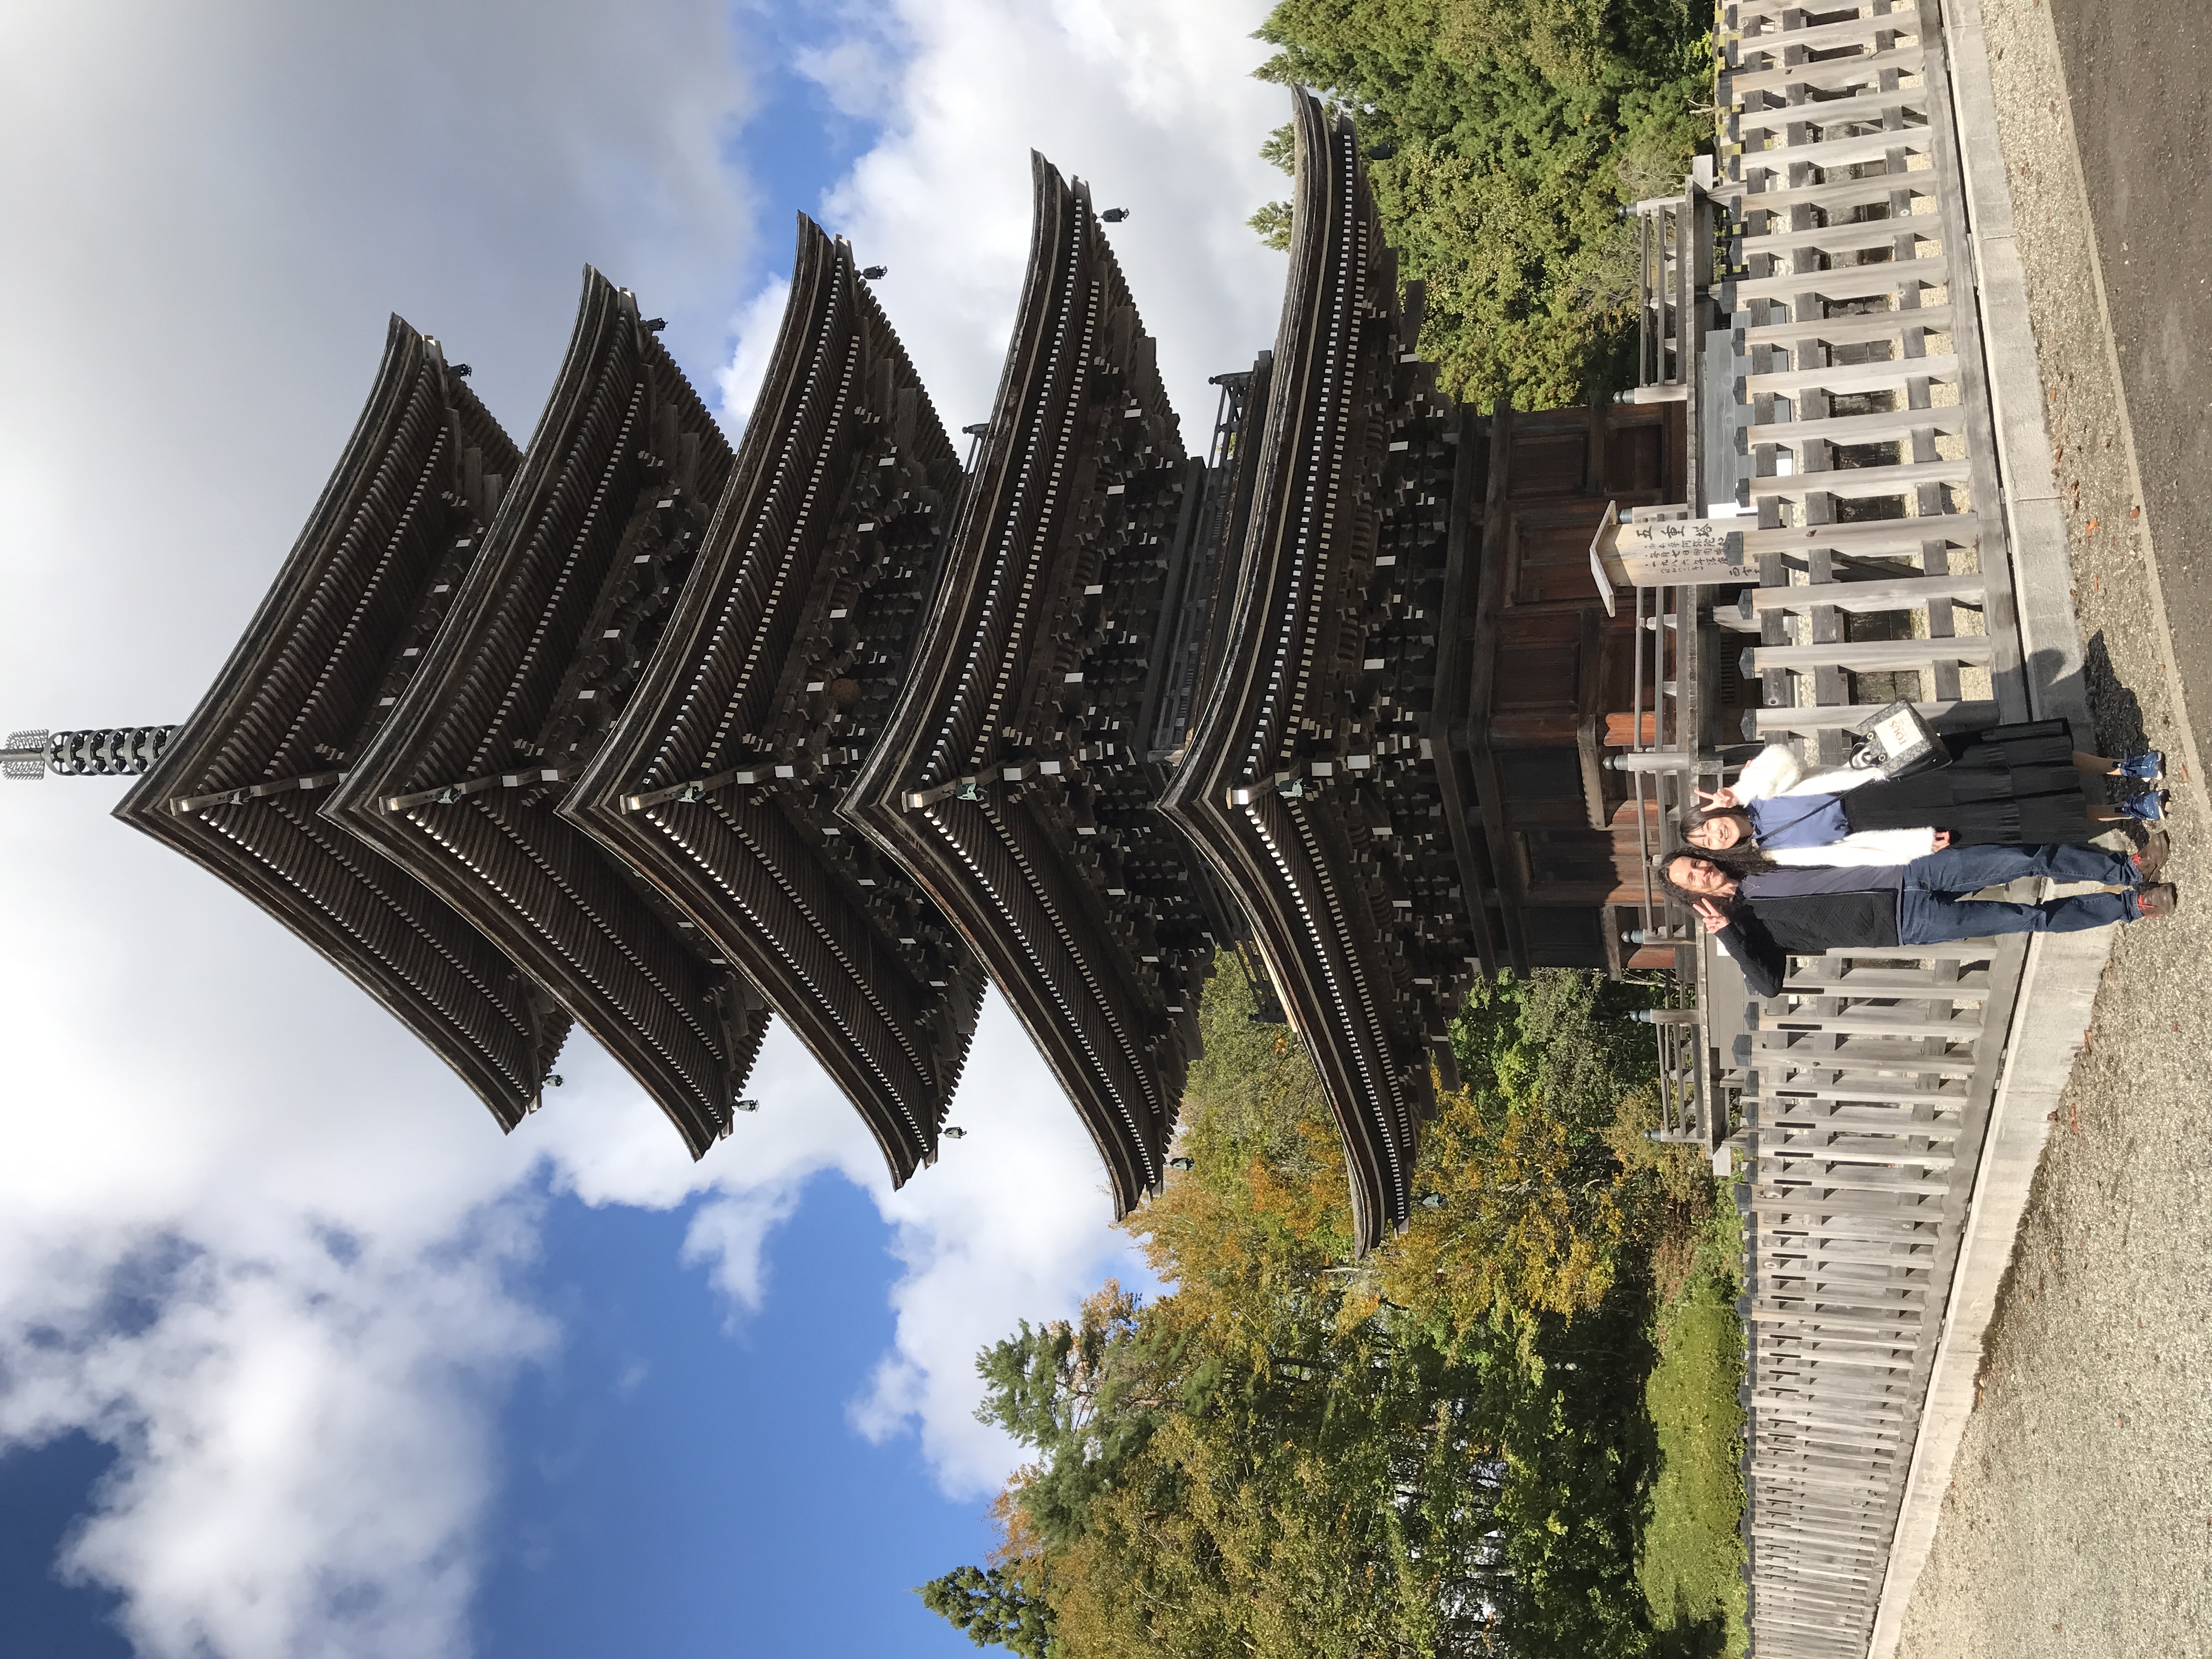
3,726,176,780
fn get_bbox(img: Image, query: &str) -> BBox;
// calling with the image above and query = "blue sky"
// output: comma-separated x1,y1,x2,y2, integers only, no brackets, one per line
0,4,1289,1656
470,1179,992,1658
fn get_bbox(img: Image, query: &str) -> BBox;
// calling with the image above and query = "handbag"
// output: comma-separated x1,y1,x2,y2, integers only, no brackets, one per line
1848,700,1953,781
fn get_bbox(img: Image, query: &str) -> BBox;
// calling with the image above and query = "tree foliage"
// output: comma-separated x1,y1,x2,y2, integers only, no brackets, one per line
1249,0,1713,405
922,966,1711,1656
921,1564,1054,1658
1376,973,1669,1340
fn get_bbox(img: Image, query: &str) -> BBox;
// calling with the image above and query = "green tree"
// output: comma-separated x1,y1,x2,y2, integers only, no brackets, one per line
918,1564,1053,1657
1250,0,1712,405
972,1283,1171,1547
924,966,1696,1658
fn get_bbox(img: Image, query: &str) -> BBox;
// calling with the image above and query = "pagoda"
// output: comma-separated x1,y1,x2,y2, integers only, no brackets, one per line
12,95,1687,1243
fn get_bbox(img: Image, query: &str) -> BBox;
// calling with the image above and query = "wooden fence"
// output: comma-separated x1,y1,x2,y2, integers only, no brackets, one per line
1624,1,2044,1652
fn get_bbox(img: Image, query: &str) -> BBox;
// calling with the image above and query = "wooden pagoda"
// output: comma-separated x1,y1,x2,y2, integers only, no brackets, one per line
566,219,986,1186
49,105,1686,1233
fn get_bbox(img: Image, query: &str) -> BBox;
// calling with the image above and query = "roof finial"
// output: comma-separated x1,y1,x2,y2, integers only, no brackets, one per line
2,730,48,780
3,726,177,781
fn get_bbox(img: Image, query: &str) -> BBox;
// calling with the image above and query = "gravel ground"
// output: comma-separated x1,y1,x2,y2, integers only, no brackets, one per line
1892,3,2212,1655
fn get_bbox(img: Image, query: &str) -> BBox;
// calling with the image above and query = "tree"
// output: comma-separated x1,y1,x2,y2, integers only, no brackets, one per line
918,1565,1053,1658
1249,0,1712,405
972,1283,1166,1548
1380,972,1664,1341
923,967,1685,1657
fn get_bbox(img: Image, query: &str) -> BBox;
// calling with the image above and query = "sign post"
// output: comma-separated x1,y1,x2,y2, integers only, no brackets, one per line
1586,501,1749,616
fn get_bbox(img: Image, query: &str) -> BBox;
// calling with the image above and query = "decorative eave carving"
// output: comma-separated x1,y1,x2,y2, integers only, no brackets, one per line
1159,92,1491,1252
847,156,1216,1215
565,217,986,1185
329,270,762,1157
116,317,569,1125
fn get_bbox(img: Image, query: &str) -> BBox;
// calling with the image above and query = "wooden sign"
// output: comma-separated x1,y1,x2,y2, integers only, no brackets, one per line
1586,501,1748,614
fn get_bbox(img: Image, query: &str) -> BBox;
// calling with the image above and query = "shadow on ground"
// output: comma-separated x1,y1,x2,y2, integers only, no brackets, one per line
2081,630,2151,758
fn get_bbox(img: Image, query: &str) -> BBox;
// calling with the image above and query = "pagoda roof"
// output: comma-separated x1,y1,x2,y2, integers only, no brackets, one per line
1159,92,1492,1251
565,218,986,1185
328,270,761,1156
848,156,1215,1215
116,318,569,1125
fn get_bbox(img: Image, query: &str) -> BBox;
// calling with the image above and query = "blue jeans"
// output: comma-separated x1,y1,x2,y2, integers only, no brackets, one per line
1897,843,2140,945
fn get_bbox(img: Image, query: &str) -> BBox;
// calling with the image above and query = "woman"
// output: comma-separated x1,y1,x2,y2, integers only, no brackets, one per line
1681,721,2163,865
1657,841,2175,999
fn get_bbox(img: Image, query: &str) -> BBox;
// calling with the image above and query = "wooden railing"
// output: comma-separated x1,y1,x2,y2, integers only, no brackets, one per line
1723,936,2020,1656
1621,2,2041,1651
1718,0,2026,762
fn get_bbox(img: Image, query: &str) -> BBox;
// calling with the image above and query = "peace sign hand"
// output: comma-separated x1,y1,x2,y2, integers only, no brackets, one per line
1690,898,1731,934
1695,786,1739,810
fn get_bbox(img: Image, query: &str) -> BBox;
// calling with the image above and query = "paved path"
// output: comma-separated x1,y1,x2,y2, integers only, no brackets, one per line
1891,3,2212,1656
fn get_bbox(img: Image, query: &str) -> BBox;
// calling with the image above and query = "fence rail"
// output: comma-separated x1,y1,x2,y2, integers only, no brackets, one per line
1624,1,2042,1652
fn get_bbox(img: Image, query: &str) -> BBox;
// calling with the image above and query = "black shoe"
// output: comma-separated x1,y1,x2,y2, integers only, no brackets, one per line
2134,830,2172,881
2136,882,2180,919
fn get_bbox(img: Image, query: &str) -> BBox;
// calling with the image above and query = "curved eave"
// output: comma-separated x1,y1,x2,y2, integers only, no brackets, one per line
122,795,560,1125
568,787,977,1184
843,792,1157,1216
116,316,561,1128
565,216,985,1187
845,154,1180,1214
1159,89,1419,1252
1159,792,1398,1251
328,269,750,1158
849,153,1066,806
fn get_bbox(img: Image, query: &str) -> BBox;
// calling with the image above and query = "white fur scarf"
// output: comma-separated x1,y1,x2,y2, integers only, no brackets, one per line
1723,744,1934,864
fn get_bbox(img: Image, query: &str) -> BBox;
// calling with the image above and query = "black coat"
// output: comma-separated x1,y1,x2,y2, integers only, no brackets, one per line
1716,888,1902,998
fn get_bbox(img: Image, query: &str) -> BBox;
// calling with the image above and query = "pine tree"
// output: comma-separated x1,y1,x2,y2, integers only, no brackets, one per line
917,1565,1053,1657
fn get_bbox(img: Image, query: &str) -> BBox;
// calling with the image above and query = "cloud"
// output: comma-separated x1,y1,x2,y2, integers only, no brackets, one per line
0,1221,550,1659
0,0,758,725
788,0,1290,430
859,996,1150,1493
793,34,905,121
523,1020,873,1313
716,276,795,428
524,997,1143,1495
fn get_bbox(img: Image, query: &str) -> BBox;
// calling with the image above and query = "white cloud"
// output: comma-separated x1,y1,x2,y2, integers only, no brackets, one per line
0,1220,550,1659
524,996,1144,1495
793,34,905,121
861,996,1149,1492
0,0,1284,1651
716,276,795,429
0,0,758,726
792,0,1290,432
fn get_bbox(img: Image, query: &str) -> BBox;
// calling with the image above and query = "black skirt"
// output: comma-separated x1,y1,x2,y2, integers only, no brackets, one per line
1839,720,2095,845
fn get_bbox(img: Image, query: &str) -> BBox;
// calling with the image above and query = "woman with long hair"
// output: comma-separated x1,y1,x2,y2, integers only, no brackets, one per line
1655,841,2176,999
1679,720,2162,865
